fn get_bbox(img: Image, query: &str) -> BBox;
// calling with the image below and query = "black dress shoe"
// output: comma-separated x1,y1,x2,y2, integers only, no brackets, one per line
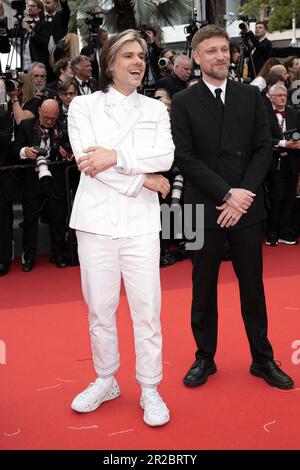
0,263,10,277
250,360,294,389
22,259,35,272
50,255,69,268
183,359,217,387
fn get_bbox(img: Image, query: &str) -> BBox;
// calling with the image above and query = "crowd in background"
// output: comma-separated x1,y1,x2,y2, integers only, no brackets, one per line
0,1,300,277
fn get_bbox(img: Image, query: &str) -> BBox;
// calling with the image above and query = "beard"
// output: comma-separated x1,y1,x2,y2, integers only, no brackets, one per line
203,63,229,81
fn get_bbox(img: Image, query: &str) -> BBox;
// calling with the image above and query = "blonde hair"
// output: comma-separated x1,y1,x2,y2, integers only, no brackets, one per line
191,25,229,51
19,73,36,106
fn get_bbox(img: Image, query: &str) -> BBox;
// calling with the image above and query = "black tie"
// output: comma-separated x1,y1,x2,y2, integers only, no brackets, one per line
81,81,90,88
215,88,224,113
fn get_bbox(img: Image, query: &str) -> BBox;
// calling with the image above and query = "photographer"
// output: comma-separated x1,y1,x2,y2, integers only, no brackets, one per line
81,27,108,84
141,25,163,84
241,20,272,80
13,99,69,271
57,78,76,160
20,0,51,73
155,54,192,98
0,2,10,74
44,0,70,44
265,83,300,246
158,49,176,77
6,72,41,125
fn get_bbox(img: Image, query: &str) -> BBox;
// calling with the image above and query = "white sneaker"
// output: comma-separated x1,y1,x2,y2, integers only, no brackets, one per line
71,377,120,413
140,390,170,426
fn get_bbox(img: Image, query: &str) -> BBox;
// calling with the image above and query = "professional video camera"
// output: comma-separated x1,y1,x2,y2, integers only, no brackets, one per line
11,0,26,20
284,129,300,141
238,14,257,37
2,69,21,93
34,147,52,183
85,9,104,33
184,19,209,42
184,9,208,43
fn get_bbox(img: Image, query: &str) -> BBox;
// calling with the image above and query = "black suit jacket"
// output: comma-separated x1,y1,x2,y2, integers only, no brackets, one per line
51,0,70,44
266,101,300,174
171,79,273,229
247,32,272,79
73,77,98,95
155,72,187,98
27,20,52,66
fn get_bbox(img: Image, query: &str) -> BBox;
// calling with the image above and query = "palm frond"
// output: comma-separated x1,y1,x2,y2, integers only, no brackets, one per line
67,0,192,37
154,1,190,27
131,0,157,26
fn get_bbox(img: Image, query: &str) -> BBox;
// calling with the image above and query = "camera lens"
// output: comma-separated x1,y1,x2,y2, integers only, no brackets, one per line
4,79,19,93
158,58,170,68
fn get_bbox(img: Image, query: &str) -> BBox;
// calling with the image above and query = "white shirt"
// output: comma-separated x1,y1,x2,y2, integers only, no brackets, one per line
202,78,227,105
272,105,287,148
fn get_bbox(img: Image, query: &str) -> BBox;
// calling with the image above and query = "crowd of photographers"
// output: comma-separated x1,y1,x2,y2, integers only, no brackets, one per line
0,2,300,276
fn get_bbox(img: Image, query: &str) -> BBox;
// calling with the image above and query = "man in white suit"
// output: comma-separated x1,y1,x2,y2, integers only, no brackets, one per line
68,30,174,426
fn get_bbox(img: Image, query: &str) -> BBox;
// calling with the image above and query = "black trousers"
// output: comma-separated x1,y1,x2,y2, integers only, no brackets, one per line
191,222,274,364
0,198,13,263
267,159,297,235
22,181,67,259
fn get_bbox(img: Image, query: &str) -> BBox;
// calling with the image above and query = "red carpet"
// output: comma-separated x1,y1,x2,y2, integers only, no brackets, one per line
0,246,299,450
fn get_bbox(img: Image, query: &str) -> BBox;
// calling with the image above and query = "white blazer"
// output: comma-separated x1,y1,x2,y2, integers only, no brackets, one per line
68,87,174,238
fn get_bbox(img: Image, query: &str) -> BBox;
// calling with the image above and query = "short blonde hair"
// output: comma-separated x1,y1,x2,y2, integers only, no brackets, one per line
191,25,229,51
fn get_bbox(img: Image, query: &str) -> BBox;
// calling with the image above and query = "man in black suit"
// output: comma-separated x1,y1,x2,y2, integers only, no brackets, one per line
20,0,51,73
155,55,192,98
265,83,300,246
70,55,98,95
43,0,70,44
245,21,272,80
13,99,69,272
171,25,293,390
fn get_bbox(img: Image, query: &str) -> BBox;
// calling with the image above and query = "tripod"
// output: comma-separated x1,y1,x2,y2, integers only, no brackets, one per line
6,14,25,72
238,36,256,82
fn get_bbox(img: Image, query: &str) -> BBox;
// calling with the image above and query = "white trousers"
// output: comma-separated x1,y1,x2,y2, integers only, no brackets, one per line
76,231,163,386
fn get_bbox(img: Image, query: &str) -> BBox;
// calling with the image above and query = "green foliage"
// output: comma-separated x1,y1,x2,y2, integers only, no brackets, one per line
241,0,300,32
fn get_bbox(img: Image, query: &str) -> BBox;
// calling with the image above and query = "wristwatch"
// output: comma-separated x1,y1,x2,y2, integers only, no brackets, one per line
223,189,232,202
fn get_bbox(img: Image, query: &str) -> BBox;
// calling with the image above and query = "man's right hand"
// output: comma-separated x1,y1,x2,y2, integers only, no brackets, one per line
144,174,170,199
226,188,256,214
25,147,38,160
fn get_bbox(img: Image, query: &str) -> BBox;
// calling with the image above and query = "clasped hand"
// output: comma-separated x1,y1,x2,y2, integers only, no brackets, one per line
216,188,256,228
77,146,117,177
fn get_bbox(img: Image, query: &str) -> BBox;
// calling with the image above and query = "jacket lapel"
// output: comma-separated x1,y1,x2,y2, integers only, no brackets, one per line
104,88,142,147
196,80,222,126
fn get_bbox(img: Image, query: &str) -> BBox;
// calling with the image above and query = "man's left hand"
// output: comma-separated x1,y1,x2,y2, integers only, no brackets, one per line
77,146,117,177
216,203,243,228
